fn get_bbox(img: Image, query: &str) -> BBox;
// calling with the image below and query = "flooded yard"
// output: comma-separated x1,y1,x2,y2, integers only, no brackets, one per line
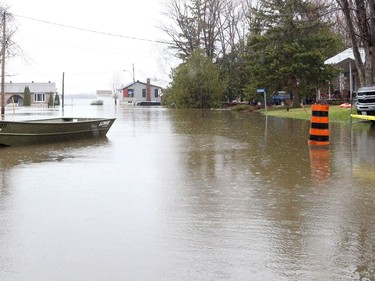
1,103,375,280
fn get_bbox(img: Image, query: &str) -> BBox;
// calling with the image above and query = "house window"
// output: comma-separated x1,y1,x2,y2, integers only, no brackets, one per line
128,89,134,97
142,89,146,98
34,93,45,102
154,89,159,98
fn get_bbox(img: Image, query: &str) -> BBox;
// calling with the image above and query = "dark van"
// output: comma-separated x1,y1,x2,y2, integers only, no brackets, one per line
272,91,291,105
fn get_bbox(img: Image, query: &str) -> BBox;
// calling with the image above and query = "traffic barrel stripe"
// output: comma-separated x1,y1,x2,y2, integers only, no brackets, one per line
311,122,329,129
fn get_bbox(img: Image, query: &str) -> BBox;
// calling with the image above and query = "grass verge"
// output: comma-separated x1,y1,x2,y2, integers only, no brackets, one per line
263,105,353,122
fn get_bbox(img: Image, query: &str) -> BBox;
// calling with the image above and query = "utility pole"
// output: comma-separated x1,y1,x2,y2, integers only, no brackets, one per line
132,63,135,99
1,11,6,116
62,72,65,116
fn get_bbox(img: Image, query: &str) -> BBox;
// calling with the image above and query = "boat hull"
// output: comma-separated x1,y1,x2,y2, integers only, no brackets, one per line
0,117,116,146
90,100,104,105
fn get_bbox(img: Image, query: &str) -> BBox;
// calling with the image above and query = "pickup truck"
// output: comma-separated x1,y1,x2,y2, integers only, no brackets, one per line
356,86,375,115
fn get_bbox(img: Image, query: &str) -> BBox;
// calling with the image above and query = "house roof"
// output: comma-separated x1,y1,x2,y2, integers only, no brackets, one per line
122,80,163,90
324,48,365,72
5,82,57,93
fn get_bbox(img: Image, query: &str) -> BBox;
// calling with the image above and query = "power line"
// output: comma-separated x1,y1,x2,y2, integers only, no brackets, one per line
14,14,172,46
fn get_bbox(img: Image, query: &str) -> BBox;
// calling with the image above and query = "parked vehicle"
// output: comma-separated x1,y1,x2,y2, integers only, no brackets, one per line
356,86,375,115
272,91,291,105
90,99,104,105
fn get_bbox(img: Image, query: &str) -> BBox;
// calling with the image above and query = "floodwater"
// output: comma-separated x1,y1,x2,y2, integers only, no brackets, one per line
1,101,375,280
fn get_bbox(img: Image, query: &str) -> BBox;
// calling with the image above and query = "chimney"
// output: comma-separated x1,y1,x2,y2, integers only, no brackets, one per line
146,78,151,102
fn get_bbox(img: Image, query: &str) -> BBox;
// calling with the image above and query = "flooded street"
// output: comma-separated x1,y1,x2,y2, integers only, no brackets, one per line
1,102,375,280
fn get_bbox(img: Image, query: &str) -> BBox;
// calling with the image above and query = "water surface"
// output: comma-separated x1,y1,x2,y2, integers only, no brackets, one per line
1,103,375,280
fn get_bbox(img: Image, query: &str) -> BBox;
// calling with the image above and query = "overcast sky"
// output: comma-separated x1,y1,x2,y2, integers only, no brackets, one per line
6,0,177,95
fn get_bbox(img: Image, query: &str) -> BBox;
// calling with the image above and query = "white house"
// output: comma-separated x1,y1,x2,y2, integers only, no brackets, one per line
120,78,163,105
324,48,365,99
4,81,57,106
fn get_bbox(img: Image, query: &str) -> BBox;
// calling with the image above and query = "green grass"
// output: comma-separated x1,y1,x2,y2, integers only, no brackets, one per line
261,105,353,122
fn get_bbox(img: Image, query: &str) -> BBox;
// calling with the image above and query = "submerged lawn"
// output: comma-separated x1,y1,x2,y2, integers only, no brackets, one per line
262,105,353,122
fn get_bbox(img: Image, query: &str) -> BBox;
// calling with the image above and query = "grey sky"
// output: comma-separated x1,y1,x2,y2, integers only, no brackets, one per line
7,0,176,94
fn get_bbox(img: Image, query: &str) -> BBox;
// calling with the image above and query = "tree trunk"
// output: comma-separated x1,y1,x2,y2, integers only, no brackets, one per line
369,0,375,84
337,0,366,86
337,0,375,86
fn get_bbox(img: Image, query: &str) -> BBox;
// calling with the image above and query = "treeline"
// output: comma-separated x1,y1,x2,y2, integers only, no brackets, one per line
161,0,375,108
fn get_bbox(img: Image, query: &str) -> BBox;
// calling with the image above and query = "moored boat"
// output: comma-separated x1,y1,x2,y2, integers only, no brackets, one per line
90,100,104,105
0,117,116,146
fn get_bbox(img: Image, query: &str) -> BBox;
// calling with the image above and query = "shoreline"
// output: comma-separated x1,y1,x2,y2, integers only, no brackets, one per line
231,104,359,123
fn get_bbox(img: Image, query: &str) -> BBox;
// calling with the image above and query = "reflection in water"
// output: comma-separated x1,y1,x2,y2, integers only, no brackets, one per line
351,122,375,183
1,106,375,280
166,109,375,279
0,138,110,209
0,138,110,170
309,146,330,184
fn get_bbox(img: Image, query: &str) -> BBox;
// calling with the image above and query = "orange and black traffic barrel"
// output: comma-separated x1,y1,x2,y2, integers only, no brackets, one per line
308,104,329,146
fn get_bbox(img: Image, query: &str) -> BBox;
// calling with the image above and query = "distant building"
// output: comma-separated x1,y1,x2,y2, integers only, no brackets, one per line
4,82,57,106
96,90,112,98
120,78,163,105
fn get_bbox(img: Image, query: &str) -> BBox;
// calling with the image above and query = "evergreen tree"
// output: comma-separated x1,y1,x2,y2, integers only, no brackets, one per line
23,86,31,106
244,0,343,106
54,93,60,106
163,49,227,108
48,92,54,107
217,42,248,103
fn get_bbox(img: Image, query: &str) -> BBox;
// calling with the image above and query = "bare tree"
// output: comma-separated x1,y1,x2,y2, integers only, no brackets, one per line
336,0,375,86
0,6,18,71
200,0,222,59
160,0,200,61
110,73,122,105
216,0,250,57
160,0,251,62
0,5,25,82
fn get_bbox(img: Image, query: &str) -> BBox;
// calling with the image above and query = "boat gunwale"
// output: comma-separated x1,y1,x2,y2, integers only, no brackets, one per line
0,117,116,125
